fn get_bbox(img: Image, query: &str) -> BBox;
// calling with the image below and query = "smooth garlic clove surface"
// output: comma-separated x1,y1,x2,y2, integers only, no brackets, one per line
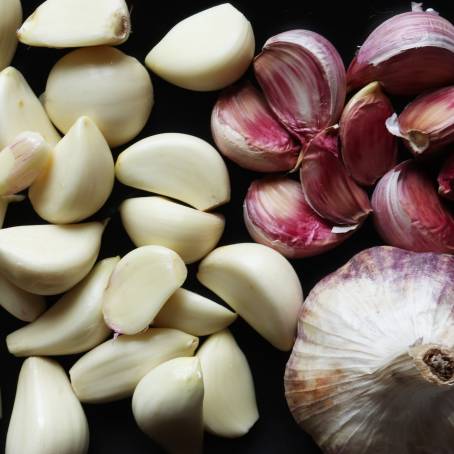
0,0,21,71
132,357,204,454
145,3,254,91
438,152,454,201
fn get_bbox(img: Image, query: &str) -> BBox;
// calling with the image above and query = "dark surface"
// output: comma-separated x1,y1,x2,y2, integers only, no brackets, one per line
0,1,452,453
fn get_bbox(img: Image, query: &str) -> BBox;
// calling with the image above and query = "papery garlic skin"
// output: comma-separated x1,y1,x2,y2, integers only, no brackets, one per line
70,328,198,403
145,4,254,91
0,0,21,71
286,246,454,454
18,0,130,48
6,357,89,454
438,152,454,200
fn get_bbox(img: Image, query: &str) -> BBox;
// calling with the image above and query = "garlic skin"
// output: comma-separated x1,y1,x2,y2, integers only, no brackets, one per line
0,0,21,71
29,116,114,224
132,357,204,454
211,82,299,172
145,4,254,91
7,257,118,357
254,30,346,145
116,133,230,211
120,197,225,264
438,152,454,200
18,0,130,48
0,194,23,228
44,47,153,147
286,246,454,454
70,328,198,403
6,357,89,454
197,329,258,438
197,243,303,351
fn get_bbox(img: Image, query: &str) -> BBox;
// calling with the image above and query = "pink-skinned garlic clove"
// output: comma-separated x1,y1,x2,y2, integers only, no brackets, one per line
438,152,454,201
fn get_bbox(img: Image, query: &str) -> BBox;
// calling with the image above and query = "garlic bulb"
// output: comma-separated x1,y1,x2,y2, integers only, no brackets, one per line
43,47,153,147
0,194,23,228
6,357,89,454
286,246,454,454
145,4,254,91
18,0,130,48
439,152,454,200
0,0,22,71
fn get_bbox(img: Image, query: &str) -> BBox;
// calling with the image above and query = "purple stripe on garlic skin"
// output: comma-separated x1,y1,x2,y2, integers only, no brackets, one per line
438,152,454,201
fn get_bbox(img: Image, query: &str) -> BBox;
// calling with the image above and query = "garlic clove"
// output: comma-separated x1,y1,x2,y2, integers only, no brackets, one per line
0,194,24,228
0,221,104,295
0,0,21,71
339,81,397,186
7,257,118,357
70,328,199,403
120,196,225,264
132,357,204,454
18,0,130,48
0,67,60,149
116,133,230,211
254,29,346,145
103,246,187,335
6,357,89,454
244,177,356,258
153,288,237,336
29,116,114,224
43,47,153,147
197,243,303,351
438,152,454,201
211,82,300,172
145,4,254,91
197,329,258,438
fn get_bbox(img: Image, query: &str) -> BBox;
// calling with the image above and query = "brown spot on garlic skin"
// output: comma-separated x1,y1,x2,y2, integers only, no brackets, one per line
423,349,454,381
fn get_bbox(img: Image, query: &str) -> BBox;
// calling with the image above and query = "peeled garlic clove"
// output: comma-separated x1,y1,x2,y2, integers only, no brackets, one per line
120,197,225,264
132,357,204,454
116,133,230,211
103,246,187,335
70,328,198,403
438,152,454,201
18,0,130,48
197,243,303,351
372,160,454,253
7,257,118,357
197,329,258,437
0,194,24,228
254,30,346,145
339,82,397,186
154,288,237,336
0,0,21,71
145,4,254,91
29,117,114,224
6,357,89,454
0,221,104,295
0,67,60,149
347,5,454,95
211,82,300,172
44,47,153,147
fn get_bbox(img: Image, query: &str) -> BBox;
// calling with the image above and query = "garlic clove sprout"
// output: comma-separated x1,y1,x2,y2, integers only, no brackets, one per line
18,0,130,48
69,328,198,403
103,246,187,335
153,288,237,336
145,4,254,91
0,0,21,71
132,357,204,454
0,194,23,228
438,152,454,201
116,133,231,211
197,243,303,351
6,357,89,454
197,329,258,438
29,116,114,224
43,47,153,147
120,196,225,264
7,257,118,357
0,222,104,295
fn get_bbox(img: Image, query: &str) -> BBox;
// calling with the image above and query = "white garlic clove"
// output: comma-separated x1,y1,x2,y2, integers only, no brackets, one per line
18,0,130,48
197,329,258,437
0,0,22,71
70,328,199,403
29,116,114,224
153,288,237,336
43,47,153,147
0,221,104,295
116,133,231,211
6,357,89,454
0,67,60,149
132,357,204,454
7,257,118,356
145,4,254,91
0,194,24,228
197,243,303,351
120,196,225,264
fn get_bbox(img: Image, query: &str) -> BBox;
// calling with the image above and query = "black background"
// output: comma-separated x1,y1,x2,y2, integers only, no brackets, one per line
0,1,453,453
